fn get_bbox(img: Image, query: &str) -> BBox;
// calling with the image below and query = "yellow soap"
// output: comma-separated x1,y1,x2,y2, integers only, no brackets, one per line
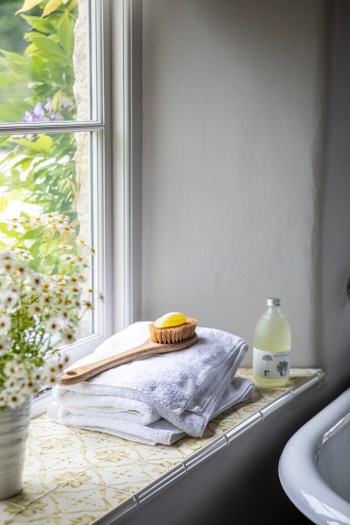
154,312,187,329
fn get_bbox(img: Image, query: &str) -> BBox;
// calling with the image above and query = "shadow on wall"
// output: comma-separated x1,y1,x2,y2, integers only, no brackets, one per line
320,0,350,398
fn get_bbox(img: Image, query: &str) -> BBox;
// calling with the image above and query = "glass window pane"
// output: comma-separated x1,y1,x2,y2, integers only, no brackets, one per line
0,130,94,340
0,0,93,123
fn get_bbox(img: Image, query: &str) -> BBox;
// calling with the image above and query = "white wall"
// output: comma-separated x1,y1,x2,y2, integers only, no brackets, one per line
142,0,327,367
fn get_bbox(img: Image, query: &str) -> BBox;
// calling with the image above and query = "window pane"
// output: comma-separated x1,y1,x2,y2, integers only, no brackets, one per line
0,0,93,123
0,130,94,340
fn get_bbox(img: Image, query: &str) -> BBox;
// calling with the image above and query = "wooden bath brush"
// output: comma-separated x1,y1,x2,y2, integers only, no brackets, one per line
58,313,198,386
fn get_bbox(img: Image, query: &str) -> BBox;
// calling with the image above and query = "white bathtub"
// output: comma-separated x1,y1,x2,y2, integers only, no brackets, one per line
279,387,350,525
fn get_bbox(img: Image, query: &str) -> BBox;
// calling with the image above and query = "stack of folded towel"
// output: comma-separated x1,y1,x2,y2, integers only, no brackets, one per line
48,322,256,445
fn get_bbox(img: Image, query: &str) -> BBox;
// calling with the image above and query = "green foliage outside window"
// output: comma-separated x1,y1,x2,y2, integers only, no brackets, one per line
0,0,81,271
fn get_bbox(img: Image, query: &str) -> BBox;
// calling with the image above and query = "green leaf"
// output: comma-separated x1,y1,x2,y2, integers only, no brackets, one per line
0,49,29,68
20,15,55,34
0,197,9,214
43,0,63,17
57,16,73,55
0,223,10,234
29,241,40,259
29,54,46,78
9,135,54,154
0,105,22,122
0,73,22,87
24,226,44,239
36,135,54,154
16,0,43,14
11,158,33,172
27,34,68,60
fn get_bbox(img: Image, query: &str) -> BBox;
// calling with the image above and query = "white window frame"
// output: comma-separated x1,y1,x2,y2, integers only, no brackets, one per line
113,0,142,331
28,0,142,417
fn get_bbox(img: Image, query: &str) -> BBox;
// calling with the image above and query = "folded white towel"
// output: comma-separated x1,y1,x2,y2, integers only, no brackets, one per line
48,377,255,445
48,322,255,444
52,391,159,425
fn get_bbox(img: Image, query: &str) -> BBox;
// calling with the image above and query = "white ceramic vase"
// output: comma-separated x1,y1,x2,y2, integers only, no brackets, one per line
0,398,31,500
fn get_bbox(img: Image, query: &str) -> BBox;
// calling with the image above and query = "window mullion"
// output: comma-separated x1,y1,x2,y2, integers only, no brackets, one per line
0,121,104,135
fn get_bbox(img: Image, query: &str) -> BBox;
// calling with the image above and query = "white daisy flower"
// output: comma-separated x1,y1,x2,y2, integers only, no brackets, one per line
60,327,76,344
30,273,44,290
1,290,19,310
83,300,93,310
0,338,9,356
6,394,20,409
3,356,22,377
0,316,11,333
28,302,42,316
41,294,52,306
3,377,19,393
1,260,14,274
0,251,14,262
13,262,29,277
58,308,70,321
45,317,60,334
41,372,58,386
5,386,29,408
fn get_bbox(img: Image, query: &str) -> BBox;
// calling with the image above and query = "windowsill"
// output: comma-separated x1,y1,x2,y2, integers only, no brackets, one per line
0,368,324,525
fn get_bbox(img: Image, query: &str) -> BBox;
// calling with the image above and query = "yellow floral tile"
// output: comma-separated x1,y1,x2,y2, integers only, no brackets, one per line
0,501,24,524
3,498,56,525
87,447,130,467
6,480,56,509
84,460,171,493
0,368,323,525
5,483,130,525
6,514,69,525
120,441,189,465
49,469,103,489
175,435,214,456
27,432,84,457
35,448,99,473
27,417,76,439
45,482,128,519
71,428,127,449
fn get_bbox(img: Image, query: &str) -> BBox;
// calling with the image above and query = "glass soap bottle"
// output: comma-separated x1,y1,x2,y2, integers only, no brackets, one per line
252,297,291,387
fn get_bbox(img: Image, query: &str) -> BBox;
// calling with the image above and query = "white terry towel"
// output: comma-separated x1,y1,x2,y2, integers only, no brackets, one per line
48,322,255,444
48,377,255,445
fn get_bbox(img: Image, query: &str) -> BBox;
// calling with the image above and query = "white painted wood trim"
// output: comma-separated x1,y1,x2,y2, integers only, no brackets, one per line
112,0,142,331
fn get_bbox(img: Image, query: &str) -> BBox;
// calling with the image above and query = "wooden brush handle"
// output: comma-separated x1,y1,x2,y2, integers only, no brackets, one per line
58,334,198,386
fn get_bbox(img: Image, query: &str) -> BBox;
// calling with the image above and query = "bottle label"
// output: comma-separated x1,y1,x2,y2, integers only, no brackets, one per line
253,347,291,380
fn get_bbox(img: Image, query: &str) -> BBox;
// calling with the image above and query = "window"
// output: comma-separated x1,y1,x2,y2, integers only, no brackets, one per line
0,0,142,409
0,0,114,367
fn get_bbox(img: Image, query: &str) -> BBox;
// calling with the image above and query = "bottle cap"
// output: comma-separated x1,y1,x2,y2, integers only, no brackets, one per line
266,297,281,307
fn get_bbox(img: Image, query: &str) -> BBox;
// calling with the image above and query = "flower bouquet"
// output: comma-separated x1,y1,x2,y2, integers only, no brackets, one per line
0,214,98,410
0,213,100,499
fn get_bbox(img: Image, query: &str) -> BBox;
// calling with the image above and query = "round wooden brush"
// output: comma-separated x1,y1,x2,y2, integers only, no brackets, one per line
149,312,198,343
58,313,198,386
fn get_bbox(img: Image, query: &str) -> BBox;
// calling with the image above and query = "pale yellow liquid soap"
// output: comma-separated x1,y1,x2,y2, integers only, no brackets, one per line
253,297,291,387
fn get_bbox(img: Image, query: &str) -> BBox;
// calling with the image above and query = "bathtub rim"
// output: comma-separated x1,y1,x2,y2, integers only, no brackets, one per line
279,386,350,525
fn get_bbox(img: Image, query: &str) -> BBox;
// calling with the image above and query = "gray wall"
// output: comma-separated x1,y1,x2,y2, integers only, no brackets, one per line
131,3,350,524
141,0,328,368
320,0,350,395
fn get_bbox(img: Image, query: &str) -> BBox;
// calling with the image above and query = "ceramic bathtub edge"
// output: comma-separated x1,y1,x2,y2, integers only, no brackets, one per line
279,387,350,525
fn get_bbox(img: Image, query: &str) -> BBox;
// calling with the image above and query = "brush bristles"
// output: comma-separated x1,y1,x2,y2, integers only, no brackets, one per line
149,318,198,344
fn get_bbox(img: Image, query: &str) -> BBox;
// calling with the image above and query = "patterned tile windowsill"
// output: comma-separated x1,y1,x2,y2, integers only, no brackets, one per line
0,368,324,525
